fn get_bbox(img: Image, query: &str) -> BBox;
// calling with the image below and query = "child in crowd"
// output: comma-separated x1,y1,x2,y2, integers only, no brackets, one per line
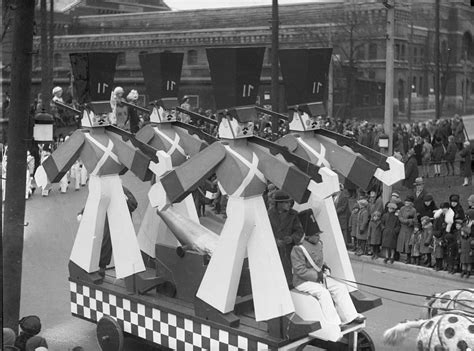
420,216,434,267
459,226,473,278
408,222,422,265
367,211,382,260
355,199,369,256
444,219,463,274
432,230,445,271
381,202,400,264
349,203,360,251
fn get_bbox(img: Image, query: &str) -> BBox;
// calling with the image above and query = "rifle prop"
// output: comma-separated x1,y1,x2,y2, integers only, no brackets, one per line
315,129,390,171
121,100,152,114
52,100,81,115
255,106,288,121
175,107,219,126
105,125,159,163
173,121,218,145
248,136,322,183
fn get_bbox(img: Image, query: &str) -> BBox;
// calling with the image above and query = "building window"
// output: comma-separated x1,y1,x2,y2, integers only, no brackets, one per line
117,52,126,66
368,43,377,60
419,77,423,94
376,94,383,105
363,95,369,105
413,47,418,64
412,76,416,92
395,43,400,60
53,53,62,68
368,70,375,79
187,50,198,65
356,45,365,60
401,44,406,61
33,54,41,70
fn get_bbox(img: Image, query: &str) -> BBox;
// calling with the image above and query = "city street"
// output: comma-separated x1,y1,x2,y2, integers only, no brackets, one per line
17,173,472,351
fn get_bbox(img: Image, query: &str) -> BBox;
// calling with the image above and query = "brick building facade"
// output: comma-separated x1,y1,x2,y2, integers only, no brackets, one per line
2,0,474,121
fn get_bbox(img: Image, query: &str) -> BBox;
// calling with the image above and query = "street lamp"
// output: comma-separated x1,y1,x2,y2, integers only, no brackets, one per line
34,109,54,142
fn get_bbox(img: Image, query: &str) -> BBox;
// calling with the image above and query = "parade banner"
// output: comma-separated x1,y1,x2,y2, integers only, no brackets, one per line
70,52,118,104
139,52,184,102
278,48,332,106
206,47,265,110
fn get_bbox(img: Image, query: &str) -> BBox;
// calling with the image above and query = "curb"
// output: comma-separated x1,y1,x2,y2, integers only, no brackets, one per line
348,251,471,284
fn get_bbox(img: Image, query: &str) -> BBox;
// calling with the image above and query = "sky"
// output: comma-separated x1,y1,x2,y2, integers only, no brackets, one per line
165,0,343,11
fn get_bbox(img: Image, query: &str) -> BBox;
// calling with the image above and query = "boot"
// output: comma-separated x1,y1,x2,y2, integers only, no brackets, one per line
463,178,469,186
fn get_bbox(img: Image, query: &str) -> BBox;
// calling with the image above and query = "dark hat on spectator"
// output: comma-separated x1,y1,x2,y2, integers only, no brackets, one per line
420,216,431,223
387,202,398,210
466,209,474,220
413,177,424,186
25,336,48,351
440,202,450,209
454,218,464,224
19,315,41,335
358,199,368,207
404,195,415,203
273,190,292,202
423,194,434,202
449,194,460,203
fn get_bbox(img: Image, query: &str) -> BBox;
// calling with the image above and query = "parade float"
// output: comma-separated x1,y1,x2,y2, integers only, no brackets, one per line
37,47,407,351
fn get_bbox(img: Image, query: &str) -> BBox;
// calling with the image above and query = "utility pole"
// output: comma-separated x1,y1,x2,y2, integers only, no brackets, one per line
383,0,395,206
271,0,280,139
407,21,413,122
4,0,35,331
40,0,51,112
49,0,54,86
463,50,467,114
434,0,440,120
328,24,333,119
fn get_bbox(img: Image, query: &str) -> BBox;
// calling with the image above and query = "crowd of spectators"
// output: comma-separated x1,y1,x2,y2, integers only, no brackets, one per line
2,315,84,351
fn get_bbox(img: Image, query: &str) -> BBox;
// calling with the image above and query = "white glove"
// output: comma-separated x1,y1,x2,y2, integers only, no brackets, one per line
148,150,172,176
34,165,48,189
148,181,170,211
307,167,339,200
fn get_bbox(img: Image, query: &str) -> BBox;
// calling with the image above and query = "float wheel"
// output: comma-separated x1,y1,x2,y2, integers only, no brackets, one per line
347,329,375,351
96,315,124,351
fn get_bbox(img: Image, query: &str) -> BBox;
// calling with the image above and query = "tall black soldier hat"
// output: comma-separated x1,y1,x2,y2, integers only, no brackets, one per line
69,52,118,115
139,52,184,109
298,209,323,237
206,47,265,122
278,48,332,116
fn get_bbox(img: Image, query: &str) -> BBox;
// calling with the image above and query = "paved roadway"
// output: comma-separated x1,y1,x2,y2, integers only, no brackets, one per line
14,173,472,350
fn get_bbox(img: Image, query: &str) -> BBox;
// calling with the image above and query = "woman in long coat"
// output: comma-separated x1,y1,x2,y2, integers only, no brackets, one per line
459,141,472,186
397,196,417,262
381,202,400,263
355,199,370,255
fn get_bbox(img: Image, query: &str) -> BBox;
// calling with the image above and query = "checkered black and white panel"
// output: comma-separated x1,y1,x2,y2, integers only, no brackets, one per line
70,281,271,351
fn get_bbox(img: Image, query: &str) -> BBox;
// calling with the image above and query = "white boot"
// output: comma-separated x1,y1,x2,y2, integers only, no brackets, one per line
463,178,469,186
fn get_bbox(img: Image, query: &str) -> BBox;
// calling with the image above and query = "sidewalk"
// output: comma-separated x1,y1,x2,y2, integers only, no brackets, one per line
348,251,471,284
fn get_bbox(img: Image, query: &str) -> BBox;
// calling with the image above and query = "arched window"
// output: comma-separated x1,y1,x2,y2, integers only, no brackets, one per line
187,49,198,65
462,31,473,60
53,53,62,68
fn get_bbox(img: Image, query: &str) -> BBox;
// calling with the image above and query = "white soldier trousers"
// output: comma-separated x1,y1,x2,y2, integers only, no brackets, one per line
69,174,145,279
295,277,358,325
196,196,294,322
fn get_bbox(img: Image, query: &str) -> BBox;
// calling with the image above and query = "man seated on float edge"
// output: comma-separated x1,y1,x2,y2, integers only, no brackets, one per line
290,228,365,326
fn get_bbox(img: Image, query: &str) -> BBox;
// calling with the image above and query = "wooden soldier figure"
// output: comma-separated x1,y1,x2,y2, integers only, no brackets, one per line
135,52,210,257
148,47,339,322
35,53,154,286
